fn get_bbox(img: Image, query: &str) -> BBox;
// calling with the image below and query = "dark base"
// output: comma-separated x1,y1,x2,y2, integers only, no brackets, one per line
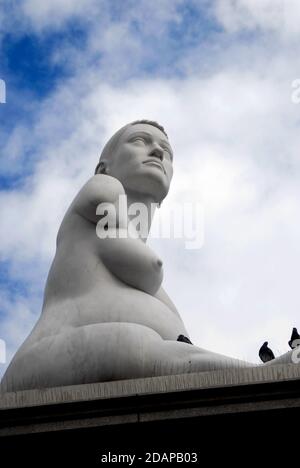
1,366,299,465
0,409,296,465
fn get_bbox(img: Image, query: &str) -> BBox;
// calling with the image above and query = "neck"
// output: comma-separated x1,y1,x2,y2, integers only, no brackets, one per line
125,190,158,242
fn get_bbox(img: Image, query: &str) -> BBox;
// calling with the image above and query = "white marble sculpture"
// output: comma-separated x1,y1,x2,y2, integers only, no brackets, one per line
1,120,297,392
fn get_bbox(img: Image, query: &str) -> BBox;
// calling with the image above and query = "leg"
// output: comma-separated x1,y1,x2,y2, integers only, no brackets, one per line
1,322,254,392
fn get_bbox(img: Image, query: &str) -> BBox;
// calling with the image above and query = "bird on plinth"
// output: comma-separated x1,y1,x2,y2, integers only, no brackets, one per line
177,334,193,345
288,327,300,349
259,342,275,363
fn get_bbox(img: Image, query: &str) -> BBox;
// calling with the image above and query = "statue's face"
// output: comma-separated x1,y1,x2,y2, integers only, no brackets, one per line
105,123,173,202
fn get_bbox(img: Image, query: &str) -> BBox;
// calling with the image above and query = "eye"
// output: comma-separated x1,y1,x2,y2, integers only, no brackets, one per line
162,146,173,160
131,137,146,144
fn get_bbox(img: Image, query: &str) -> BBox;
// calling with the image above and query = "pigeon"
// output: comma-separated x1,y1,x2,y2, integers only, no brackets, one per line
288,327,300,349
177,334,193,345
259,342,275,363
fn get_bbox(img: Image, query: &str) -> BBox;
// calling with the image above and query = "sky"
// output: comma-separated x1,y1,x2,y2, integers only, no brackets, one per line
1,0,300,380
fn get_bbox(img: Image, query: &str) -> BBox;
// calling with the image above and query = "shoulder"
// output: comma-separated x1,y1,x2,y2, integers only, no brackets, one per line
80,174,124,198
64,175,125,225
74,174,125,206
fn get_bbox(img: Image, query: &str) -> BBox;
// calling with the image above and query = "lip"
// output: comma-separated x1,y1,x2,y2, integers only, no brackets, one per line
142,159,166,174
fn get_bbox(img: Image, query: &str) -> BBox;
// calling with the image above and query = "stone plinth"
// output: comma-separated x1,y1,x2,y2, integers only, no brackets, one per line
1,364,300,465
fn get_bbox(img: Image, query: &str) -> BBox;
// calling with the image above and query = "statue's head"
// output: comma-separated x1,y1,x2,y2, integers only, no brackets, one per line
95,120,174,203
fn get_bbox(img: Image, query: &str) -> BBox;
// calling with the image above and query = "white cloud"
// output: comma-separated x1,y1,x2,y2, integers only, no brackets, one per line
0,0,184,40
213,0,300,40
22,0,97,27
0,289,38,376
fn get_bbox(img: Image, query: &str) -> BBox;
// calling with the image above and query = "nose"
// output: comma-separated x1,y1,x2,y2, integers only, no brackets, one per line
149,145,164,160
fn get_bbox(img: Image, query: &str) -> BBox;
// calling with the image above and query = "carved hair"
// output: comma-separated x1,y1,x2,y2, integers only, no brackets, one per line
95,120,168,174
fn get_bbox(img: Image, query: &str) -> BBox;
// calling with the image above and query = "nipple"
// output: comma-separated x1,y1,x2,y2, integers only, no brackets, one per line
153,259,163,270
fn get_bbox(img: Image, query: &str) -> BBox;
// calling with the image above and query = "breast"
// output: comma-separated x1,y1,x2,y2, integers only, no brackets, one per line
41,228,185,340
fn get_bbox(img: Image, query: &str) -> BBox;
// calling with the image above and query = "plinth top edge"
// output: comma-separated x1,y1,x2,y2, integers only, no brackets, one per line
1,363,299,410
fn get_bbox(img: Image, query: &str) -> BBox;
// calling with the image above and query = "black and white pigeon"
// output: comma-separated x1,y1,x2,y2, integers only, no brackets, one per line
177,334,193,345
259,342,275,363
288,327,300,349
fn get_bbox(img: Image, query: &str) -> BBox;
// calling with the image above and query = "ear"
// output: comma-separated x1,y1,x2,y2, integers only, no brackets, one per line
95,160,108,175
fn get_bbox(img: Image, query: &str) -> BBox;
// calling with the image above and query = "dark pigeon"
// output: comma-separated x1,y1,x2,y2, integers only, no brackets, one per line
259,341,275,363
177,334,193,345
288,327,300,349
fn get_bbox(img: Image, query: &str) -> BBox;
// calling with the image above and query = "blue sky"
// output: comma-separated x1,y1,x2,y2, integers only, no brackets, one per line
1,0,300,379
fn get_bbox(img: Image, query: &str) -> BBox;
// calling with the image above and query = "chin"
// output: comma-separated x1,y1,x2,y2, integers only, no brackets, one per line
126,177,170,202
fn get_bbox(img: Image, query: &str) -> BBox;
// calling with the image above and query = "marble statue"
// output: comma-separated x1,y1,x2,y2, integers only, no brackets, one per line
1,120,297,392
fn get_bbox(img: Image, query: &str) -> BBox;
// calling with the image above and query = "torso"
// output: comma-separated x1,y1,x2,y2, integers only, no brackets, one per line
27,210,187,345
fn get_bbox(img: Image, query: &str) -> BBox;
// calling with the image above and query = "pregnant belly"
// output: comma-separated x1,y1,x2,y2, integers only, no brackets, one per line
42,281,186,341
